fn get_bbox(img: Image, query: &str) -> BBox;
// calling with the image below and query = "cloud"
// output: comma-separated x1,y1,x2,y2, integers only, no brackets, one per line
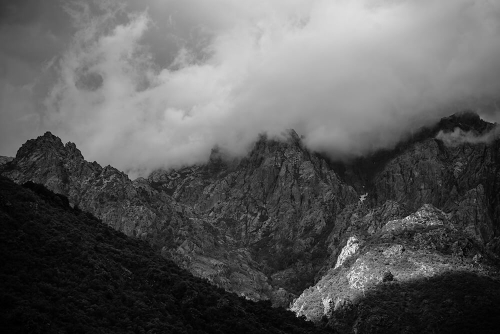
5,0,500,176
436,126,500,146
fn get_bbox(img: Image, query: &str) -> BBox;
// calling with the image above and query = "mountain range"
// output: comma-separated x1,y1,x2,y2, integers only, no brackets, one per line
0,175,325,333
2,111,500,333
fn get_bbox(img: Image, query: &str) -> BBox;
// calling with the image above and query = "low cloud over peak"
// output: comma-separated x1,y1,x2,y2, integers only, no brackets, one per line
2,0,500,176
436,126,500,147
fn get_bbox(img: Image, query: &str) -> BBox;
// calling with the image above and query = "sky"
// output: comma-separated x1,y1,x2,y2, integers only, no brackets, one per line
1,0,500,177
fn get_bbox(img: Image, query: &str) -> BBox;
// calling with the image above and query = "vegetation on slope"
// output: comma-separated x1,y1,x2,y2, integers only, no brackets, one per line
325,271,500,334
0,176,325,334
292,204,500,333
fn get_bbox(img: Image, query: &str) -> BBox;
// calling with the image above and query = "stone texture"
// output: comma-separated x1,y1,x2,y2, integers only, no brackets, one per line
290,204,496,323
335,111,500,258
0,156,13,166
0,132,275,300
0,130,360,304
290,112,500,331
334,236,360,269
148,131,359,296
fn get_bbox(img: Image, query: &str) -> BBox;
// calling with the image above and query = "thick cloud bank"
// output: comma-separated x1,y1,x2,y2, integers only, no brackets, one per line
3,0,500,176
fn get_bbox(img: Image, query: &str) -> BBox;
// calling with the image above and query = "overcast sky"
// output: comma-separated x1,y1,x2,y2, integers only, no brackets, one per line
1,0,500,176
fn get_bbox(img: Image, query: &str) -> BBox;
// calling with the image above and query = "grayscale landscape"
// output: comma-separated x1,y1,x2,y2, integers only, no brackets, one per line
1,1,500,333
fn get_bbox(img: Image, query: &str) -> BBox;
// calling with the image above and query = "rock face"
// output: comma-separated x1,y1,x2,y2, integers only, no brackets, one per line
148,131,358,296
337,111,500,251
334,236,360,269
2,111,500,314
0,156,13,166
0,133,276,301
0,130,359,305
289,112,500,332
1,132,185,240
290,204,500,332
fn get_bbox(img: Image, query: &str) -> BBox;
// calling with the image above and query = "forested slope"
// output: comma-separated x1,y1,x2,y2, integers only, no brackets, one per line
0,176,325,334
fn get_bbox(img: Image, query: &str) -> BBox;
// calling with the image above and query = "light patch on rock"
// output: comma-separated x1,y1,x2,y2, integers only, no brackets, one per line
383,244,404,258
335,236,360,269
408,258,436,277
322,297,332,315
346,258,378,290
382,204,446,235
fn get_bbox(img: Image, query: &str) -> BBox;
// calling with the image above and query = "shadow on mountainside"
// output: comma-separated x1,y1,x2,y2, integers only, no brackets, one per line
0,176,325,334
325,270,500,334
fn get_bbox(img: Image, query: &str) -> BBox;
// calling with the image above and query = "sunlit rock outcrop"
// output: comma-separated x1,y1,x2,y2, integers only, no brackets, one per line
291,204,500,332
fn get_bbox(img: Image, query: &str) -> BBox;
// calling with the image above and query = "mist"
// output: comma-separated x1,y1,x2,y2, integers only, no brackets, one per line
436,126,500,146
2,0,500,176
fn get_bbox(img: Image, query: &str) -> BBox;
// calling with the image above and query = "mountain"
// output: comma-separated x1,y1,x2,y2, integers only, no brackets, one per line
291,204,500,333
0,175,325,333
0,156,13,166
288,111,500,332
147,130,359,299
0,132,282,303
2,111,500,332
0,129,360,306
330,111,500,258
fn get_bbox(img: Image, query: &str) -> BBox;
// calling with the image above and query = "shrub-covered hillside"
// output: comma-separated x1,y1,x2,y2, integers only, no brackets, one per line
0,176,325,334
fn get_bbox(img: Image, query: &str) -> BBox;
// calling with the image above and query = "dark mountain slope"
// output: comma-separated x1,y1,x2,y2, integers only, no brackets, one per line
0,176,325,334
0,132,280,303
326,272,500,334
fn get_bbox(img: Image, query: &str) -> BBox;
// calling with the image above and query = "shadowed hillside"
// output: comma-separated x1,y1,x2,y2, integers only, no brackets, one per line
291,203,500,334
0,176,325,334
325,271,500,334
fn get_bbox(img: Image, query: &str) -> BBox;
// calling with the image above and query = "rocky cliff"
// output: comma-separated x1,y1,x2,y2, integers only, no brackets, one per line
0,156,13,166
0,130,360,305
2,111,500,317
291,204,500,333
332,111,500,258
148,131,360,299
289,111,500,332
0,133,278,302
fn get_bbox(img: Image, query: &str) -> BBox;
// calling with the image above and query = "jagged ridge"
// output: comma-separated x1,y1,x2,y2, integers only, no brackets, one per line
1,111,500,314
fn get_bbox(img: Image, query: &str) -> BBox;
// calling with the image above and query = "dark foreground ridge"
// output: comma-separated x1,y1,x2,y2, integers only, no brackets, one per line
0,176,325,334
326,271,500,334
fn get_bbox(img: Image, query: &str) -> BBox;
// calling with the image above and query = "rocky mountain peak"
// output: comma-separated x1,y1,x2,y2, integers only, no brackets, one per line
14,131,85,162
15,131,65,159
2,112,500,319
283,128,302,144
145,130,359,300
438,110,493,134
64,141,85,160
